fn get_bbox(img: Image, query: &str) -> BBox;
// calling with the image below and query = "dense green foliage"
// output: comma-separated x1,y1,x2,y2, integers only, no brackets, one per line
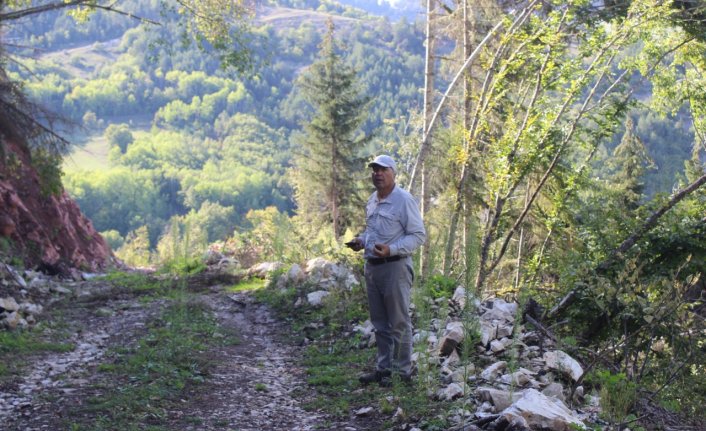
4,0,426,264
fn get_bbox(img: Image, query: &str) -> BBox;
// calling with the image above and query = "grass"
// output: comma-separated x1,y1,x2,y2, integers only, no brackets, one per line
68,298,224,430
63,135,111,172
62,120,151,173
227,277,267,292
99,270,174,297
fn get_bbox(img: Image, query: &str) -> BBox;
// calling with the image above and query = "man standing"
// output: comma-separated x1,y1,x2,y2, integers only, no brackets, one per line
348,155,426,387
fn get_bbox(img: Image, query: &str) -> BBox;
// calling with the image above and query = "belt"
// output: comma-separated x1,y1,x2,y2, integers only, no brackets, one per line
367,255,403,265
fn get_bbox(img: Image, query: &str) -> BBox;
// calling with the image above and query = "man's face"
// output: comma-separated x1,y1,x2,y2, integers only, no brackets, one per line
371,165,395,191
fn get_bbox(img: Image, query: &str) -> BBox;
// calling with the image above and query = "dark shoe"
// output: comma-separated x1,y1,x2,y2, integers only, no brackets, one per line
379,372,413,388
359,370,390,385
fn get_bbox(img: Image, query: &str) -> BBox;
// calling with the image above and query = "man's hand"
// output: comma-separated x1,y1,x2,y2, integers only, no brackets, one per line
373,243,390,257
345,238,364,251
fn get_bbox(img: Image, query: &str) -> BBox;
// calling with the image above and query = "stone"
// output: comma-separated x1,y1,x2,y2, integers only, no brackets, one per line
480,321,497,346
1,264,27,289
413,330,438,348
491,298,519,317
500,368,536,387
19,302,42,316
543,350,584,382
353,320,375,337
480,360,507,382
476,387,522,412
439,321,465,356
450,364,476,384
490,337,513,353
355,406,374,416
51,285,72,295
442,349,461,367
306,290,329,306
0,296,19,312
247,262,284,278
451,286,467,310
497,389,585,430
3,311,24,329
437,382,466,401
495,322,515,339
542,382,566,402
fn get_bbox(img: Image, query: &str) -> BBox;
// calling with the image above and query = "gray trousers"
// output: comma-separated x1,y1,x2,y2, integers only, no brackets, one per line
364,258,414,375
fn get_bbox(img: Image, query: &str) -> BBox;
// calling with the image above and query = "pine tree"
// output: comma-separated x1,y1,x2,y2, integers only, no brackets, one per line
609,117,654,210
293,19,371,239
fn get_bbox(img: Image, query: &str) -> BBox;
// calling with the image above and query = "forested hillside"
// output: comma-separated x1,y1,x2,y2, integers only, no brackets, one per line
5,0,426,262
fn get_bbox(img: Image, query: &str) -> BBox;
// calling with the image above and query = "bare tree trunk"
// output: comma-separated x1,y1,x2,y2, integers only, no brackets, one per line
331,139,340,238
514,182,530,290
418,0,436,281
406,2,534,193
443,0,474,277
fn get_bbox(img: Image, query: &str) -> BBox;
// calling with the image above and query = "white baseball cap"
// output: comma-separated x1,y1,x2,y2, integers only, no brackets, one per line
368,155,397,172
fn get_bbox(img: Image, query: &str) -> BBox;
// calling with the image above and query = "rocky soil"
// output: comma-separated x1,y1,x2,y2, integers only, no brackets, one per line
0,269,380,431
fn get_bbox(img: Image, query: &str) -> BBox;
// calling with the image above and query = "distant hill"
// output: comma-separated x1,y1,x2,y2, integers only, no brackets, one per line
337,0,424,21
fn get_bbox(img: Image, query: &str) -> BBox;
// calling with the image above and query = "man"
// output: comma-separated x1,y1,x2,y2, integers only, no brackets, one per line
348,154,426,387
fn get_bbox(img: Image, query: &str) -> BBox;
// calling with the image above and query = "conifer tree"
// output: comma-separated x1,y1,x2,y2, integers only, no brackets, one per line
293,19,371,239
609,117,654,210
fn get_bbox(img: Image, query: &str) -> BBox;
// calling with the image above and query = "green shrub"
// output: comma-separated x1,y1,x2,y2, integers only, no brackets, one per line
597,371,637,424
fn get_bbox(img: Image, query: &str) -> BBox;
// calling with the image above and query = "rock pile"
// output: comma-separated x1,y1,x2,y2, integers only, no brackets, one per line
354,287,601,430
0,263,97,330
248,258,360,307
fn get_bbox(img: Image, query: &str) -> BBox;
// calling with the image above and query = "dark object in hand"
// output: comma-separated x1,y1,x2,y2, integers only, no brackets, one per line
345,240,358,249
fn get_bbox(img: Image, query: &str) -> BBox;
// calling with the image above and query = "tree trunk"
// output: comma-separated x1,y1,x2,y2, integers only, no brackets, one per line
418,0,436,281
443,0,474,277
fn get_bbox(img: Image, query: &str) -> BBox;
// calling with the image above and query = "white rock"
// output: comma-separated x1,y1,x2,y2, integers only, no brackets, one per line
287,264,305,282
0,296,19,312
490,337,514,353
439,321,465,356
305,257,330,274
3,311,24,329
479,321,496,346
51,285,72,295
306,290,329,306
476,387,522,411
498,388,585,430
3,264,27,288
413,330,438,348
343,272,360,290
500,368,536,387
353,320,375,337
495,322,514,339
542,382,566,402
480,361,507,381
355,406,375,416
543,350,584,382
442,349,461,367
248,261,284,278
450,365,475,383
437,383,465,401
451,286,467,310
19,302,43,315
491,298,518,317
